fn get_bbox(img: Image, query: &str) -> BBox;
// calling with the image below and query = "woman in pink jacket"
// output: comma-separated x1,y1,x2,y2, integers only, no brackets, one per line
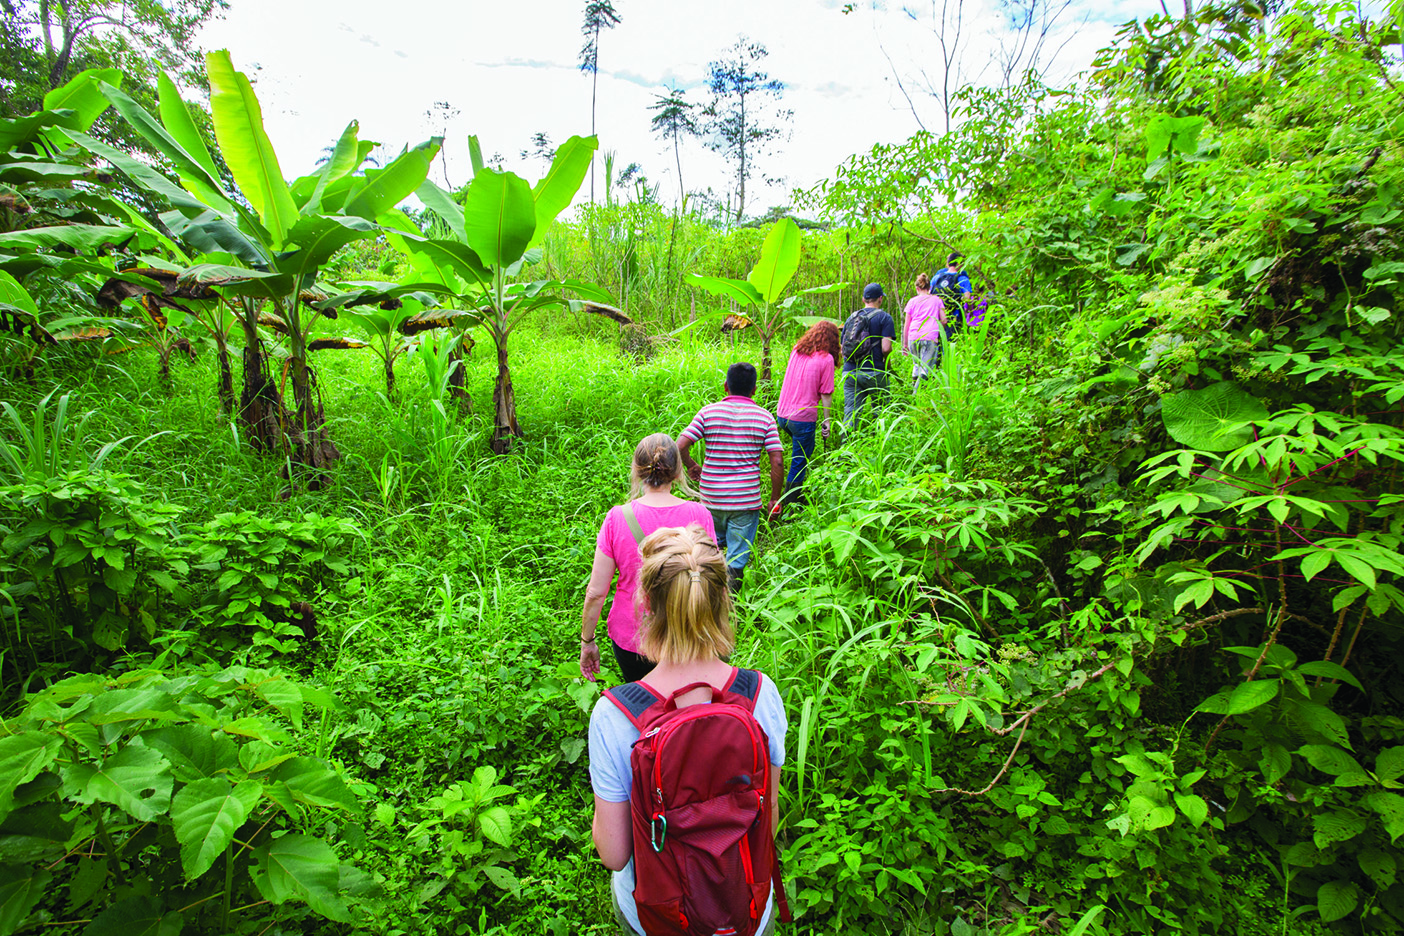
902,273,947,392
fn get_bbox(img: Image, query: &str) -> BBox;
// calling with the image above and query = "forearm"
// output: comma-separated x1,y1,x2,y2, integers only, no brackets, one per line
678,436,700,472
819,394,832,423
581,593,607,639
768,455,783,502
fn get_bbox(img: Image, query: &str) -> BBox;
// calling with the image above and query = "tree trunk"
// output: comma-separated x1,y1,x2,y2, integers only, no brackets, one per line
447,344,472,413
214,333,234,415
761,332,772,384
384,353,395,398
286,311,340,485
237,300,284,453
490,336,519,455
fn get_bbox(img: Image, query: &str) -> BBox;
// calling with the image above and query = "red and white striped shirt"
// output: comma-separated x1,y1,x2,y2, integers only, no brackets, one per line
680,396,783,511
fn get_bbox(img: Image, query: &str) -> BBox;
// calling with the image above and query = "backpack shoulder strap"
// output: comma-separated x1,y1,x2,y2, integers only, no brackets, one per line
620,502,645,546
603,681,665,731
723,667,763,712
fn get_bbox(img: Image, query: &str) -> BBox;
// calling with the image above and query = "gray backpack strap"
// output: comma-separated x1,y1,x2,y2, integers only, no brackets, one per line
620,502,645,545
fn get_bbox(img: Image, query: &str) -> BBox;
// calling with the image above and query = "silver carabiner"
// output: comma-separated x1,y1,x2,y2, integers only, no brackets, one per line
650,815,668,853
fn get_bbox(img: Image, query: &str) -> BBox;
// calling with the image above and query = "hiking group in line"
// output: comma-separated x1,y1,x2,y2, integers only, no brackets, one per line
577,255,984,936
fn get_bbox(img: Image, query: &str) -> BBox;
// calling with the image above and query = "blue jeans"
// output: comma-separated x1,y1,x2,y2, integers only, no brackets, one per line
709,508,760,571
842,368,889,426
775,416,816,491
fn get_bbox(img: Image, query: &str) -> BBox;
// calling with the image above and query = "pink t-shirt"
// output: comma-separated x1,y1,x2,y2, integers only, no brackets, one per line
775,349,837,422
904,294,947,344
594,501,718,651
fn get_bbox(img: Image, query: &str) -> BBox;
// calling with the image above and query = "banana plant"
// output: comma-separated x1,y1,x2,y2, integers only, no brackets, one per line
66,51,440,480
391,135,627,453
685,217,845,382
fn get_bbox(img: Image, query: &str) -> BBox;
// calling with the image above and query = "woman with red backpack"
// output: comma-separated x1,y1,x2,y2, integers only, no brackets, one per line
589,523,790,936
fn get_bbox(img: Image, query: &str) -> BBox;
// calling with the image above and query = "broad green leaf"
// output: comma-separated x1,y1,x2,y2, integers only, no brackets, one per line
416,179,467,242
1145,804,1176,830
1287,698,1351,747
43,68,121,131
81,895,182,936
478,805,512,846
86,688,180,724
1366,792,1404,842
64,745,173,822
249,674,303,731
97,82,234,219
1316,879,1359,923
139,725,239,782
301,120,362,213
1197,678,1278,715
1161,383,1267,452
1173,793,1209,827
1359,848,1397,889
69,129,220,220
686,273,763,308
0,272,37,317
0,733,61,825
529,134,597,249
1294,661,1363,691
344,139,440,222
156,72,230,213
251,833,350,923
0,865,51,936
463,168,535,269
748,218,802,304
1313,809,1367,848
482,864,521,895
409,239,490,286
206,50,298,247
1259,743,1291,785
280,215,378,285
1299,548,1332,581
1378,747,1404,782
268,757,359,813
172,778,263,880
0,224,136,253
1114,754,1159,779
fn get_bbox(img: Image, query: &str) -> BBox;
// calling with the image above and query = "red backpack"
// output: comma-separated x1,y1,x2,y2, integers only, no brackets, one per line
605,667,792,936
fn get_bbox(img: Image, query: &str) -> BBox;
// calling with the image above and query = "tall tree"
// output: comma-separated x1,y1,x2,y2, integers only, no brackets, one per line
578,0,621,204
647,87,697,210
702,38,791,225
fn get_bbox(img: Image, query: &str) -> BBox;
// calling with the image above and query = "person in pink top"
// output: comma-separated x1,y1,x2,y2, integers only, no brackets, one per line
774,321,840,509
903,272,948,392
580,433,717,684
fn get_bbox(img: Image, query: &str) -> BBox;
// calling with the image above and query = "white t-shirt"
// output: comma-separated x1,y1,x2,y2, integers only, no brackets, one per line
588,672,788,936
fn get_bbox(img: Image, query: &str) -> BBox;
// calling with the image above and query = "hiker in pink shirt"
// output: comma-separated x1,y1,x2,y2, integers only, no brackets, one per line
902,272,947,392
774,321,840,509
579,434,716,683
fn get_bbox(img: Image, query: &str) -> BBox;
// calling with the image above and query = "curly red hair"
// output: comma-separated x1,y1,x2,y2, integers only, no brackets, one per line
793,320,841,366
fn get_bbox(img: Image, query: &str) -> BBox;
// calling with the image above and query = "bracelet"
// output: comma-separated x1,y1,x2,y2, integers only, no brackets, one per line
581,637,596,644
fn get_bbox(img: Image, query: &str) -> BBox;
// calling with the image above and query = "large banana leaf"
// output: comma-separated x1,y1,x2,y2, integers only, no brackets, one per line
686,273,762,308
161,210,265,266
156,72,231,213
0,224,137,252
0,112,75,150
528,135,596,249
278,216,378,287
97,83,234,219
206,50,298,247
67,128,214,218
415,179,466,242
463,169,535,270
43,68,121,131
180,263,294,299
296,121,362,213
747,218,801,304
410,239,491,286
344,138,441,222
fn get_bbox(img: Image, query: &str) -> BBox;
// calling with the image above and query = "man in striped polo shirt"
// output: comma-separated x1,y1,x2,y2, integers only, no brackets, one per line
676,362,784,593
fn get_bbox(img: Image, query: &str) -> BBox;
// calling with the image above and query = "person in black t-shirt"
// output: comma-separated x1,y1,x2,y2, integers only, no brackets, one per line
841,282,896,427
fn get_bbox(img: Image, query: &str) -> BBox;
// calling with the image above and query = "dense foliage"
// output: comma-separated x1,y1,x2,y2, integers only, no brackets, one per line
0,1,1402,934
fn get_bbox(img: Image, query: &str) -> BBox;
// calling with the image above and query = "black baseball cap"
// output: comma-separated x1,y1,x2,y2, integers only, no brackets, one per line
862,282,884,300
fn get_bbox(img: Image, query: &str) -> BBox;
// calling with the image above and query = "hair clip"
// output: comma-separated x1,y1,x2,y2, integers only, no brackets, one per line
688,570,701,583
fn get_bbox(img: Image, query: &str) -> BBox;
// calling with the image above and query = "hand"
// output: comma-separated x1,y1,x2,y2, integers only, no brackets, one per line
579,641,601,682
821,419,830,439
766,499,780,519
687,462,702,483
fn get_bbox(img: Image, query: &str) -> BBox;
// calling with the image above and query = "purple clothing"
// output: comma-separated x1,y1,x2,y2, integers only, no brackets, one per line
903,294,947,345
595,501,717,652
776,349,837,421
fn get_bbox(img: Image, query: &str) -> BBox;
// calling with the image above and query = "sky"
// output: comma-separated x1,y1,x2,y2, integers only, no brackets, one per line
197,0,1166,215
